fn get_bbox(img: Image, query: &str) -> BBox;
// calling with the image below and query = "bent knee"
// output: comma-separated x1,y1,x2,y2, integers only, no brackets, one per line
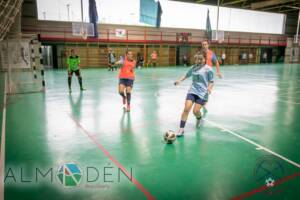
193,110,200,116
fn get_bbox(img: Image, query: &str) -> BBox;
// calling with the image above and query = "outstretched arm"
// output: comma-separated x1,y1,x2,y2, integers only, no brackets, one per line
174,75,187,85
212,53,222,78
208,82,214,94
115,55,126,66
115,60,122,65
215,61,222,78
175,67,193,85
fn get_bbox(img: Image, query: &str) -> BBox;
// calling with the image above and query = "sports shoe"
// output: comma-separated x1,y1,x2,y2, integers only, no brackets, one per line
177,128,184,137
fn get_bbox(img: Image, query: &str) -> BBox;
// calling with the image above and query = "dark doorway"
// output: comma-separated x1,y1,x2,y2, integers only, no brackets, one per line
41,45,59,69
176,46,180,66
260,48,272,63
52,45,58,69
176,45,191,66
276,47,285,63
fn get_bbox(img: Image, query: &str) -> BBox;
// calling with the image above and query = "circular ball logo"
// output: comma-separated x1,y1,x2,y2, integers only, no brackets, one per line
253,155,285,196
57,163,82,187
254,156,284,183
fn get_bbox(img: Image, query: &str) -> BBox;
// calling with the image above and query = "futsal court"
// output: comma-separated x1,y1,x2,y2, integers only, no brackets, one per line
1,64,300,199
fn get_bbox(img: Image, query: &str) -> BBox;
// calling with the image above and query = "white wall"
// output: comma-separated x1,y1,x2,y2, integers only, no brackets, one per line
37,0,286,34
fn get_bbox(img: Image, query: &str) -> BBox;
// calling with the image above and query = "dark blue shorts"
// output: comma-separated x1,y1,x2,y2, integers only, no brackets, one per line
186,93,207,105
119,79,134,87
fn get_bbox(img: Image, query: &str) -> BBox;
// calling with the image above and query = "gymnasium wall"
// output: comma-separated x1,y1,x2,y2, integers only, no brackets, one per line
52,43,282,68
55,44,176,68
285,38,300,63
21,17,287,67
21,20,286,45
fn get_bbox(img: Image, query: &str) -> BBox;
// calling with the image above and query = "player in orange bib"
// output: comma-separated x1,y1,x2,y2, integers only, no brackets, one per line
201,41,222,78
197,41,222,114
115,50,136,112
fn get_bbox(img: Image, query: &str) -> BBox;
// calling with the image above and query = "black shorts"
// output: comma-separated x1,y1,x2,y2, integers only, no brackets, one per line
186,93,207,105
119,79,134,87
68,69,80,76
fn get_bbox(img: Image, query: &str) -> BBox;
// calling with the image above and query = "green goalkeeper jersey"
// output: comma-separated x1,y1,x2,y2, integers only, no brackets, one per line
67,55,80,71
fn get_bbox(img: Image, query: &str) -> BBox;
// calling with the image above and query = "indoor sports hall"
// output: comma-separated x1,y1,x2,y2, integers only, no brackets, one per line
0,0,300,200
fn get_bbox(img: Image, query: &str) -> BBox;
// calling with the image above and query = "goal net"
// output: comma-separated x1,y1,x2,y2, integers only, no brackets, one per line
0,37,45,94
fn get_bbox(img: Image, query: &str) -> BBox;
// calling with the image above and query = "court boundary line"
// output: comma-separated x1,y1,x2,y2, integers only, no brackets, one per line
218,83,300,92
68,114,156,200
277,99,300,105
279,95,300,100
0,74,7,200
203,119,300,168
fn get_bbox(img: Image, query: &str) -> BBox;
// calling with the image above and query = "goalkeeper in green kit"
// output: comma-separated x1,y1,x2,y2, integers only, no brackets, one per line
67,49,85,92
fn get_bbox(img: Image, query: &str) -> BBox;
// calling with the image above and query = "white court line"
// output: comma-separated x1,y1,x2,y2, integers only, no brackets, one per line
203,119,300,168
224,73,300,84
0,74,7,200
226,73,279,80
279,95,300,100
276,90,300,97
277,99,300,105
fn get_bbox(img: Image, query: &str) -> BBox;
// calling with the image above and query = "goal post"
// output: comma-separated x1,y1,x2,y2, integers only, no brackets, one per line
0,36,45,94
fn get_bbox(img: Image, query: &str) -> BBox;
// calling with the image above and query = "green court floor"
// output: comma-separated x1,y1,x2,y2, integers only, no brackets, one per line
1,64,300,200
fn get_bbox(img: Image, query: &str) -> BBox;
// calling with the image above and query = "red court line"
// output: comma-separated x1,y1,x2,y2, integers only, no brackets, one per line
232,171,300,200
69,114,155,200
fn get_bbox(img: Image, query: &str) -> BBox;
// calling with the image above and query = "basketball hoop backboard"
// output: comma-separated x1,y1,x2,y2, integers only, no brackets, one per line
212,30,224,43
72,22,95,39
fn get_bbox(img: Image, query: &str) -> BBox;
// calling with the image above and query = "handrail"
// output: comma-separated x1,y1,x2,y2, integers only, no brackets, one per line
22,24,287,36
22,25,287,46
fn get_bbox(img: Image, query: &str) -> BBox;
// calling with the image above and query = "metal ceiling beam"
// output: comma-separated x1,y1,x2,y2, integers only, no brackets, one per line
246,1,300,11
285,5,300,9
251,0,295,9
261,5,284,10
195,0,207,3
278,8,299,13
222,0,246,6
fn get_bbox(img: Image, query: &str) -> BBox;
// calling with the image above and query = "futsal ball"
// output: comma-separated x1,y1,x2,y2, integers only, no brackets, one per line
164,130,176,144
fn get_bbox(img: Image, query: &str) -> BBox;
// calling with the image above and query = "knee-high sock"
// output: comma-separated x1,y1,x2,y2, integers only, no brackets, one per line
126,92,131,105
78,76,83,89
68,77,72,89
119,92,126,103
180,120,186,128
119,92,125,98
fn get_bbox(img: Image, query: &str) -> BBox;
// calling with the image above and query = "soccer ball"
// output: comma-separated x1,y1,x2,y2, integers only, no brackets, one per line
164,130,176,144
